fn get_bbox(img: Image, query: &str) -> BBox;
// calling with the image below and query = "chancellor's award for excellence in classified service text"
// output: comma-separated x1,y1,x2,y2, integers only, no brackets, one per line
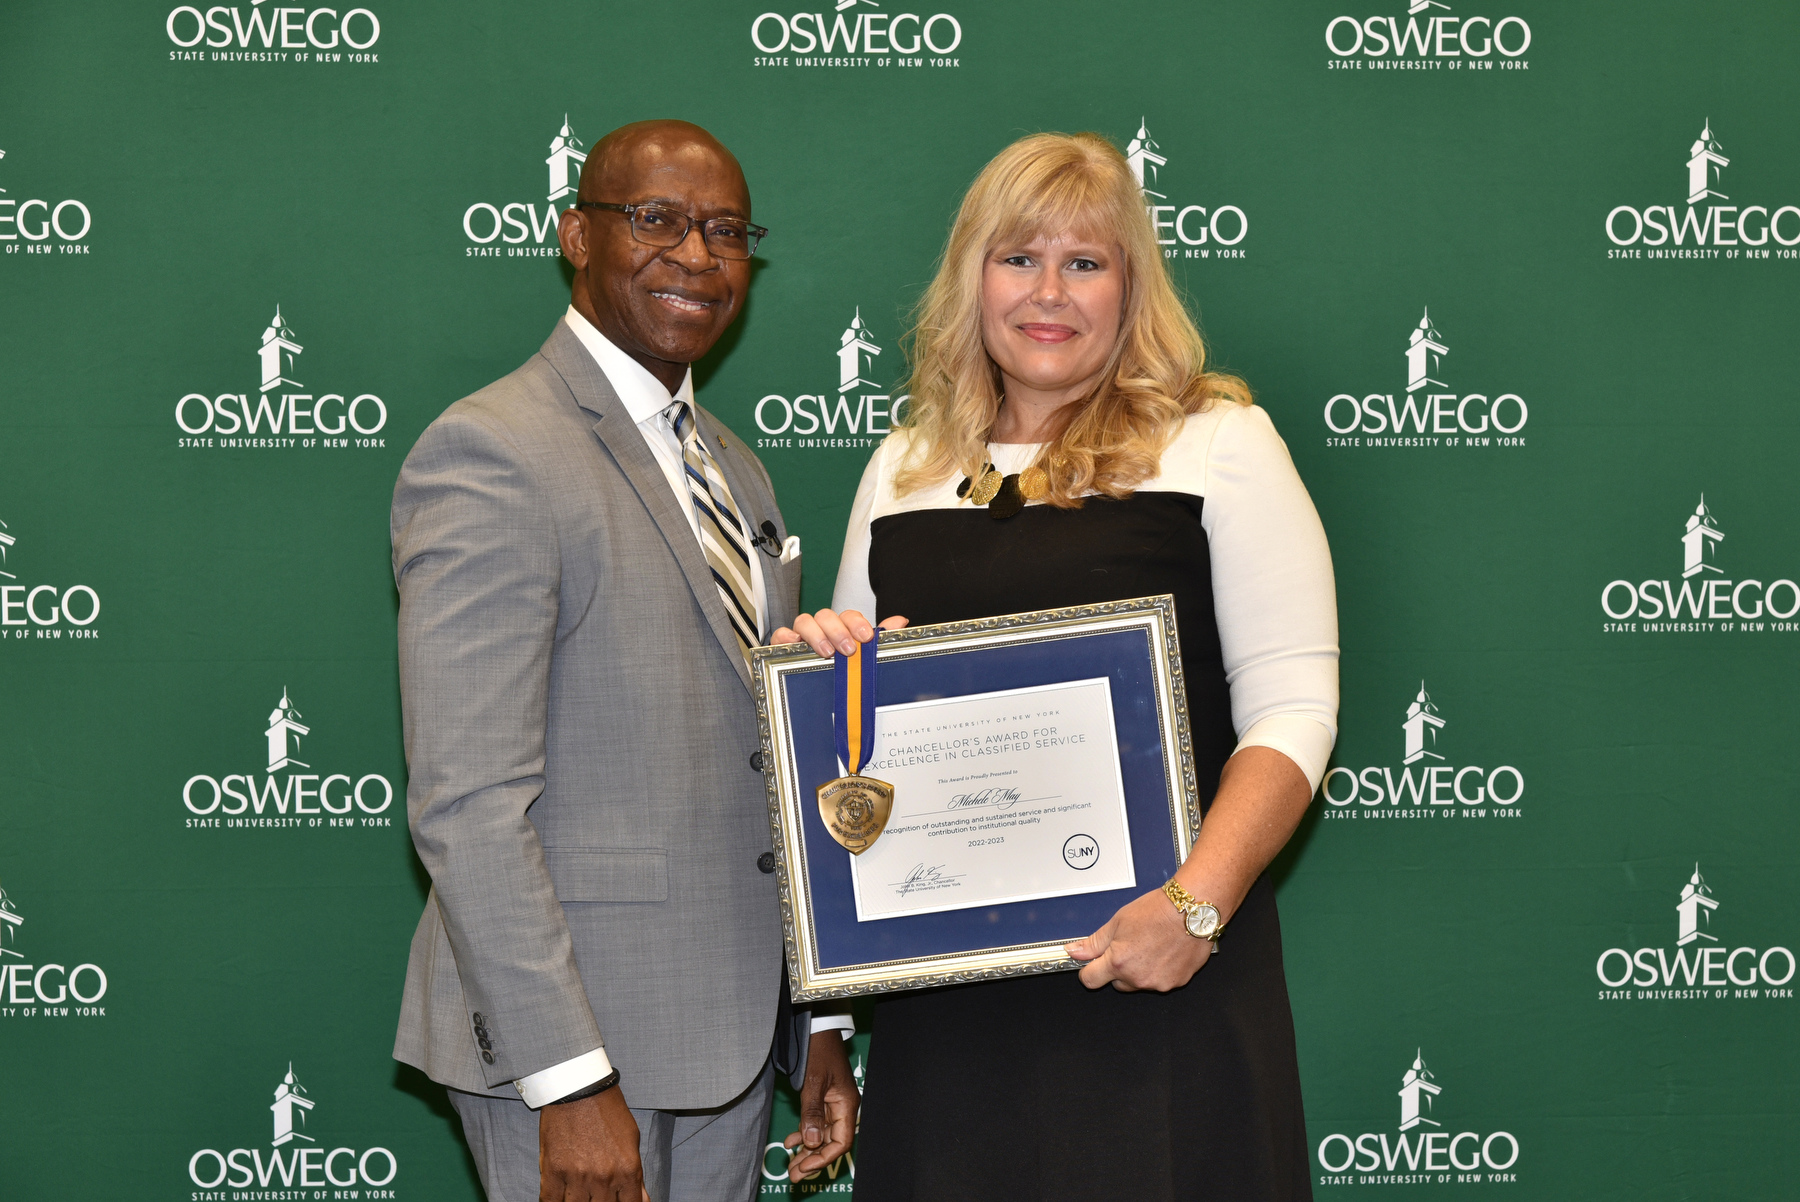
848,677,1137,922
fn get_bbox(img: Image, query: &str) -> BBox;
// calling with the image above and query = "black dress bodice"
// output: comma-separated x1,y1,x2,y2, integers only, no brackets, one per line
870,492,1240,795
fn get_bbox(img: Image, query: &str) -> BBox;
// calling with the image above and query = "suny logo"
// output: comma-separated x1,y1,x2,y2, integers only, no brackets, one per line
0,517,102,640
0,885,18,959
0,148,93,255
1595,865,1794,1001
1323,308,1527,446
0,880,111,1019
187,1064,399,1192
1599,495,1800,632
1127,120,1247,261
1605,122,1800,258
1320,683,1524,820
752,309,908,450
174,307,389,447
1315,1051,1519,1185
181,690,396,830
751,3,964,67
165,3,383,62
1324,3,1531,69
462,117,585,258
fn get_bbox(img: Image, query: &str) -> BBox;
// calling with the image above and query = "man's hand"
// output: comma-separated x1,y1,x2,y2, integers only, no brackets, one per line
783,1031,860,1182
771,609,907,659
1065,888,1213,992
538,1086,650,1202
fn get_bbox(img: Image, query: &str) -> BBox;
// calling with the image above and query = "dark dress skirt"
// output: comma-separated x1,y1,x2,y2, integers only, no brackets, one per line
850,493,1312,1202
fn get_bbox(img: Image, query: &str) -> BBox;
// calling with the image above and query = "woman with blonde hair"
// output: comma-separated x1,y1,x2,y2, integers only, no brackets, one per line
776,131,1336,1199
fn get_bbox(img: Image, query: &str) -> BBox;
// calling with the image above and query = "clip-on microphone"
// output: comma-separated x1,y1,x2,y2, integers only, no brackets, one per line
751,520,783,557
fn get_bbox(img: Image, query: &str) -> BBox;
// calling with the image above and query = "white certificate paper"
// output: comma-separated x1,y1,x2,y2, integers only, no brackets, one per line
848,678,1137,921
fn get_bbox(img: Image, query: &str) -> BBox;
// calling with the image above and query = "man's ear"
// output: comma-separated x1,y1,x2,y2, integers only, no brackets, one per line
557,208,589,272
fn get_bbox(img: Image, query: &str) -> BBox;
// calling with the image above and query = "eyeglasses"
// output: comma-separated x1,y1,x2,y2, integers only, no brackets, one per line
575,201,767,260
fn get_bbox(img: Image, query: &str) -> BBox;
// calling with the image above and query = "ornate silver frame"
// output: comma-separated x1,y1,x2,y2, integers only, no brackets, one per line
750,594,1201,1002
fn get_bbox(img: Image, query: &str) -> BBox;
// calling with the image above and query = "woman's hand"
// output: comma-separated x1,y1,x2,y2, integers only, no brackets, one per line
1065,888,1213,992
1065,747,1313,992
772,609,908,658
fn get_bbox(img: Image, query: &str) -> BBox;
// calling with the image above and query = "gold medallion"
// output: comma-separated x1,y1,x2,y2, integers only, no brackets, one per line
968,468,1003,506
1017,466,1049,500
816,774,895,855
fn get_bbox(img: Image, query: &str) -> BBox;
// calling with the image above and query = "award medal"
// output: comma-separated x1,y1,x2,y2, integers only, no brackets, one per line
817,633,894,855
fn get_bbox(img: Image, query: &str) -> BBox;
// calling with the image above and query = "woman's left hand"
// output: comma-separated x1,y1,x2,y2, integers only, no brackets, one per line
1065,889,1214,992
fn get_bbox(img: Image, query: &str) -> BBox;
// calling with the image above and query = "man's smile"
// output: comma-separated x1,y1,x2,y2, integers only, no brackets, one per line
649,289,716,313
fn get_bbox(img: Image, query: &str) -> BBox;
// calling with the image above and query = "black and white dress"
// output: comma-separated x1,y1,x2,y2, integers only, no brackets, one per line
832,402,1338,1202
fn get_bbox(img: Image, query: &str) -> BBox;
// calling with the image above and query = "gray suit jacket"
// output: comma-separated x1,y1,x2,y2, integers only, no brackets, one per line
391,321,803,1109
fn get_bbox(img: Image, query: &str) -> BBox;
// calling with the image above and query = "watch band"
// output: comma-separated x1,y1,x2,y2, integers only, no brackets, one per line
551,1068,620,1106
1162,879,1227,943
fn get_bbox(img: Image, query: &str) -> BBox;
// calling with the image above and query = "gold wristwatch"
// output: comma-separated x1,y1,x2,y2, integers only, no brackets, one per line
1163,880,1226,943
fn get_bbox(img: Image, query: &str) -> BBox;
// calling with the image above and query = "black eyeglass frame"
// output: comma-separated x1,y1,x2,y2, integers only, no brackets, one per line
574,201,768,259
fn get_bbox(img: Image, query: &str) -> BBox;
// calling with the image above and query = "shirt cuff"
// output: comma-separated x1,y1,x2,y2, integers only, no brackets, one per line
514,1046,614,1109
1234,715,1336,793
808,1014,856,1041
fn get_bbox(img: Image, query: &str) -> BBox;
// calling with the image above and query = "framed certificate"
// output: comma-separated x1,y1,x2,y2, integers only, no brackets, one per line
750,595,1203,1002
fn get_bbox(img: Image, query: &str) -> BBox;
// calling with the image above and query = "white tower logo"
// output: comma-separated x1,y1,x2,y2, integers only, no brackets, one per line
1405,309,1448,394
258,307,303,395
270,1064,315,1146
1686,121,1728,206
1401,683,1446,765
0,518,15,581
1398,1051,1441,1131
265,690,311,773
1125,120,1167,201
1676,864,1719,947
547,117,587,204
838,309,881,394
0,884,22,961
1680,496,1723,579
1407,0,1449,11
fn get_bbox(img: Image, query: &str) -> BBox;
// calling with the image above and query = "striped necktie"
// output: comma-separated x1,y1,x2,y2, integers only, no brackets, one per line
666,400,762,653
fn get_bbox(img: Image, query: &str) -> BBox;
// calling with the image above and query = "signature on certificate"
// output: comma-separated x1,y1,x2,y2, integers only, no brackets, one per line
946,787,1025,811
891,863,964,897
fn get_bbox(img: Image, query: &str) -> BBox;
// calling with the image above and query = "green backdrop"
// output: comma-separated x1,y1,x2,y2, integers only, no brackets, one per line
2,1,1795,1197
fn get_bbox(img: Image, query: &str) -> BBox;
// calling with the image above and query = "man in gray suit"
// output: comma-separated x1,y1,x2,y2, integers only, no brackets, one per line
391,120,858,1202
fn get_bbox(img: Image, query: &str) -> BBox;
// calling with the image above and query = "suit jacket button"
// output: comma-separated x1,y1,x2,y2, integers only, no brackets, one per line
749,751,765,772
757,852,776,874
472,1012,485,1026
481,1050,495,1065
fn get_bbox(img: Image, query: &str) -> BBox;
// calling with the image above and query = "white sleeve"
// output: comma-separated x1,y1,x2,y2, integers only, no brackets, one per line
1200,404,1340,791
829,442,886,617
514,1046,613,1109
809,1013,857,1040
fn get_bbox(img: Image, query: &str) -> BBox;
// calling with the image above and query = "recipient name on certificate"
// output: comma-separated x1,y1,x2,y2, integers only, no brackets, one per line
849,677,1137,921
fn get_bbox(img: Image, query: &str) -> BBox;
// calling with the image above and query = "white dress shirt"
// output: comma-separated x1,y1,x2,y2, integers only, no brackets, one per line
513,309,849,1110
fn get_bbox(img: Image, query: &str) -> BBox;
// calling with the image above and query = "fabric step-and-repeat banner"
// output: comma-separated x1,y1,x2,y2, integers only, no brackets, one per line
2,2,1795,1197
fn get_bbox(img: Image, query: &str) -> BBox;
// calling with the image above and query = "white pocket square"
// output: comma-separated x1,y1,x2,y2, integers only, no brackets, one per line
779,535,802,564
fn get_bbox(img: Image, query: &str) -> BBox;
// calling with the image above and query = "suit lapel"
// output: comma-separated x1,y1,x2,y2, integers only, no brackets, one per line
538,324,754,694
695,411,793,632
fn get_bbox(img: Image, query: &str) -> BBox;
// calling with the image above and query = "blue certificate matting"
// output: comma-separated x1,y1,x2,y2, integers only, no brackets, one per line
786,628,1186,972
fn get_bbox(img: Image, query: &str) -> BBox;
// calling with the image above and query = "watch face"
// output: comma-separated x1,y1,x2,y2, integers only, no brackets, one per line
1185,904,1221,939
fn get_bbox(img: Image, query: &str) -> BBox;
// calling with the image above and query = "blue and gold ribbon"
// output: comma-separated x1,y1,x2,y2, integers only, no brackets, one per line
834,632,879,776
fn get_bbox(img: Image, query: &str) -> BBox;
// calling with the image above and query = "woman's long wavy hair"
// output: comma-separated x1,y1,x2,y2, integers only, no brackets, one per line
893,131,1250,506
